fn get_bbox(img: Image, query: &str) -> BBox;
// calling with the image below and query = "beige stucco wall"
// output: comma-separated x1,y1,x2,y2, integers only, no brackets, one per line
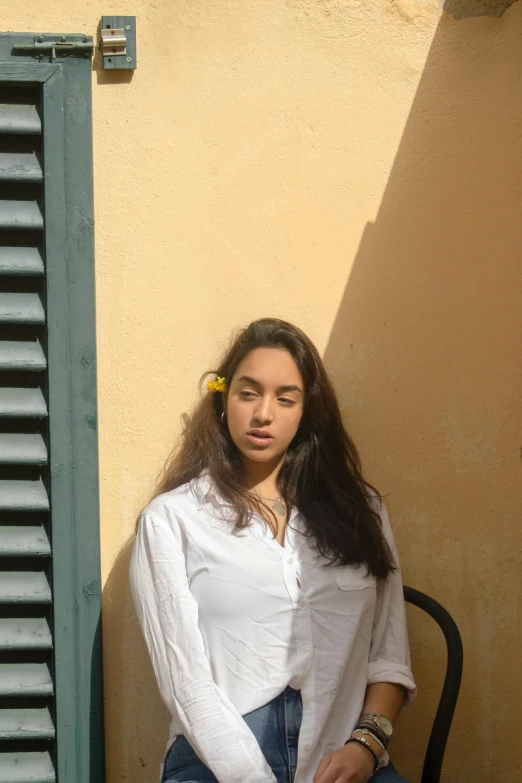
4,1,522,780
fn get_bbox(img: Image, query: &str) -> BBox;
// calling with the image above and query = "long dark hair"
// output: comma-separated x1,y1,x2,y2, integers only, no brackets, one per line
144,318,395,579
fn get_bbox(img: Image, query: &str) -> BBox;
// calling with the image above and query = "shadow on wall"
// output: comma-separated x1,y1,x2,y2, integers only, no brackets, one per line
323,4,522,783
443,0,519,19
103,537,171,783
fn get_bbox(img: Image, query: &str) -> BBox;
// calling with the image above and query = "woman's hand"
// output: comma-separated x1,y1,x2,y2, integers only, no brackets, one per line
313,742,376,783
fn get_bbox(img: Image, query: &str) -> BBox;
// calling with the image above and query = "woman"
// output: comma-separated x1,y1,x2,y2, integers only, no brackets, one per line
130,318,416,783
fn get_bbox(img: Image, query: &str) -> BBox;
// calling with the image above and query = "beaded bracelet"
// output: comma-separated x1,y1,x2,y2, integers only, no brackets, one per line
344,737,379,773
354,720,389,749
353,727,386,751
354,721,390,747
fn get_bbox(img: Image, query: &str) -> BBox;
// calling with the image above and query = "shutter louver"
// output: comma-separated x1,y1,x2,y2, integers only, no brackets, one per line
0,664,53,697
0,294,45,324
0,88,55,781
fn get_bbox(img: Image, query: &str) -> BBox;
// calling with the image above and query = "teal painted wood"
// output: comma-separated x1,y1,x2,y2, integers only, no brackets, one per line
0,526,51,556
0,341,46,371
0,247,44,275
0,388,48,418
0,35,104,783
0,200,44,230
0,708,55,740
0,572,51,603
0,293,45,323
0,664,53,697
0,752,55,783
0,152,42,182
43,54,105,783
0,58,59,82
0,618,52,650
0,103,41,134
0,480,49,511
0,434,48,464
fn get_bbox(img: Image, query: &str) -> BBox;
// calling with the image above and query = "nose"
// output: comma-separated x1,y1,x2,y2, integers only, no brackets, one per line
252,395,274,426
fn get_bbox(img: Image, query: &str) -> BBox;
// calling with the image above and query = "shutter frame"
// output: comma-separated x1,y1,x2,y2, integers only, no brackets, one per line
0,34,104,783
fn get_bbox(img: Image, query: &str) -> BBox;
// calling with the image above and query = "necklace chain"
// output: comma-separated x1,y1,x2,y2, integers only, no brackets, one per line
251,490,286,517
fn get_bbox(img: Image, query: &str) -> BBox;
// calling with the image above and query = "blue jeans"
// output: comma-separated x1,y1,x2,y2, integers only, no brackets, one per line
162,686,408,783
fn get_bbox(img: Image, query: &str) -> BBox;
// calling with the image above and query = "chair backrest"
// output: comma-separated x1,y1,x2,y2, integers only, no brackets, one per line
403,586,463,783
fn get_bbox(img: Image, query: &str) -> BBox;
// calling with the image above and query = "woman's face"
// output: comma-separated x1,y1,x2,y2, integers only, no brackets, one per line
224,347,304,468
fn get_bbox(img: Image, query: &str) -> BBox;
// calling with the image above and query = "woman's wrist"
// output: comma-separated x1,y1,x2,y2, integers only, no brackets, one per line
351,730,385,760
344,737,380,773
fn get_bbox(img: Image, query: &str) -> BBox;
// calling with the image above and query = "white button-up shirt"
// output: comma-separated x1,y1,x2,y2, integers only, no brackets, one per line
129,475,416,783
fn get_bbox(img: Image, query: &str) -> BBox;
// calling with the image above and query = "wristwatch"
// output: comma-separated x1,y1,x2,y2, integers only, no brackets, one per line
359,712,393,739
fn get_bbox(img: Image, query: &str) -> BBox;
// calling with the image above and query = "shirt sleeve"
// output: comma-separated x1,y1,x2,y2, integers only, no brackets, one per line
129,508,277,783
368,500,417,704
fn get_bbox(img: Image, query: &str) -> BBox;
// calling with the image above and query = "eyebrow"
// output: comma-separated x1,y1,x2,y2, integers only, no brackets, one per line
237,376,303,394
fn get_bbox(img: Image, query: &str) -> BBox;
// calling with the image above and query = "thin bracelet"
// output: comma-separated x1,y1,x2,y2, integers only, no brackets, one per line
354,721,389,748
354,723,389,749
344,737,379,772
352,733,383,762
352,728,386,751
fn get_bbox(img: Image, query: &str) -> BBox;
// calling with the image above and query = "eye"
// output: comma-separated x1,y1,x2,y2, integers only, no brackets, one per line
239,390,257,399
278,397,296,406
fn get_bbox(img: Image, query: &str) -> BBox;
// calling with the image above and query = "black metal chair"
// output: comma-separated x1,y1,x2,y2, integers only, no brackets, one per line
403,587,463,783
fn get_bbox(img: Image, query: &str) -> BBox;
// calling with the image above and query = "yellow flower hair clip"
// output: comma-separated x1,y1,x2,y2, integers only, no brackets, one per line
207,376,228,393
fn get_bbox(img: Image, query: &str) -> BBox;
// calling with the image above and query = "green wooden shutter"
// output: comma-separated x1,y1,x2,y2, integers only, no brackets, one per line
0,34,104,782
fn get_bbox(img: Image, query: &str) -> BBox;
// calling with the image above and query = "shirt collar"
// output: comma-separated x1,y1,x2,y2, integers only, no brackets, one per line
190,472,215,510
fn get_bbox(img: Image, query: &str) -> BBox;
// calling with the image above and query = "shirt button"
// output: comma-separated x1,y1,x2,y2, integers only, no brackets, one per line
300,645,310,653
303,696,311,705
304,743,312,751
298,598,307,607
286,557,294,565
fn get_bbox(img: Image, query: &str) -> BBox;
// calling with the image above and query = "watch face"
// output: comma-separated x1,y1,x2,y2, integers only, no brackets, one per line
362,713,393,737
375,715,393,736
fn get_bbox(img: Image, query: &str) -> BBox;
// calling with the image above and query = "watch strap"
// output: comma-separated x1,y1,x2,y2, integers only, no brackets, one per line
359,712,393,736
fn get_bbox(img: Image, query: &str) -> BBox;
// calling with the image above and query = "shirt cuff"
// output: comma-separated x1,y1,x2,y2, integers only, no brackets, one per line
367,660,417,706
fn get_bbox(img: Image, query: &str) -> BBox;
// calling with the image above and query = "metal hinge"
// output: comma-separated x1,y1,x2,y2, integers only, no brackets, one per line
13,36,94,61
100,28,127,57
100,16,137,70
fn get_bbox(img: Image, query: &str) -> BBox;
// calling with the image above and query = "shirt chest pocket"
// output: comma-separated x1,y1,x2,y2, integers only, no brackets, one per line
334,565,377,591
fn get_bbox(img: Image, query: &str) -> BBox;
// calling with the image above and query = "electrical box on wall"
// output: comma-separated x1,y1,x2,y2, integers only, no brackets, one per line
100,15,136,69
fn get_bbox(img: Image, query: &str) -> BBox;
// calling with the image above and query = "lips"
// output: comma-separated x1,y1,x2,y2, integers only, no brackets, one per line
246,430,274,447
